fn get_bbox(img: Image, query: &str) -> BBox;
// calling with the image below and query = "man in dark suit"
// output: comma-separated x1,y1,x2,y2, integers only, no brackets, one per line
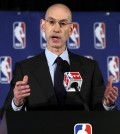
3,3,118,111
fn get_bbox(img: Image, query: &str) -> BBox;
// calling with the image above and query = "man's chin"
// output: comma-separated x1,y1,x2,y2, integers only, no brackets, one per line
51,44,62,49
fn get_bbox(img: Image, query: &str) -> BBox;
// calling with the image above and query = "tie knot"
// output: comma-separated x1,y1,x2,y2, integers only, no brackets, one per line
55,57,63,64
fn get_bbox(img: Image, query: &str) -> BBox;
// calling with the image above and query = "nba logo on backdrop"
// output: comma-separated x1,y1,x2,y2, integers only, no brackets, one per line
0,56,12,84
67,22,80,49
13,22,26,49
94,22,106,49
40,30,46,49
107,56,119,83
74,123,92,134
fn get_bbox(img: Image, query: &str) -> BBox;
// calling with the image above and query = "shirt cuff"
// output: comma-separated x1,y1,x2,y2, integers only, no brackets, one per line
12,99,23,111
103,103,115,111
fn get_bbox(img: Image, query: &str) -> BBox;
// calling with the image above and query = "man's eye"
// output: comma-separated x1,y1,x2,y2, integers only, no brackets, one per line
49,20,55,25
60,22,67,26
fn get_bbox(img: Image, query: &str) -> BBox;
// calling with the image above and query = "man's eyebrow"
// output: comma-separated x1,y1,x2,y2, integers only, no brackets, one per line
46,17,55,20
47,17,68,22
59,19,68,22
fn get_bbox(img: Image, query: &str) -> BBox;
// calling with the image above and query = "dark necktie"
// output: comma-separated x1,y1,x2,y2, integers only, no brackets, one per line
54,57,66,105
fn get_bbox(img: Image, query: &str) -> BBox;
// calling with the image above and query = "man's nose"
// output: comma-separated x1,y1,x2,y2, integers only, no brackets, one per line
53,22,61,32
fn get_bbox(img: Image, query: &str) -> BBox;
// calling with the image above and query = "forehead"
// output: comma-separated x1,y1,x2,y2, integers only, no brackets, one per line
45,6,71,21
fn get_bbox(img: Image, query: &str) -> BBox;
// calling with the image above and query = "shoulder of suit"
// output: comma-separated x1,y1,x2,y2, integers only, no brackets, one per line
68,51,97,64
16,51,45,65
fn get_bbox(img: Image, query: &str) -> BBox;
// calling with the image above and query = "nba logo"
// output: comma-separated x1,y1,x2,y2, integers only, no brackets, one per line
67,22,80,49
63,72,83,92
94,22,106,49
107,56,119,83
74,123,92,134
13,22,26,49
40,29,46,49
0,56,12,84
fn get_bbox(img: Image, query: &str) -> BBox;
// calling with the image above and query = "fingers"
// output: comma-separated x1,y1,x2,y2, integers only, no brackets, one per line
15,82,27,89
23,75,28,84
104,86,118,106
104,75,118,106
15,75,28,87
13,75,30,106
14,88,31,98
14,84,31,98
112,86,118,97
108,87,118,101
107,75,114,87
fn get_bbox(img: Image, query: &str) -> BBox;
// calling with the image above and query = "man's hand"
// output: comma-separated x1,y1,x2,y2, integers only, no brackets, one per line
103,75,118,106
13,75,31,107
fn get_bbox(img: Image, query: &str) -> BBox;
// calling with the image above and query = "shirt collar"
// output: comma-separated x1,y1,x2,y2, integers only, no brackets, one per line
45,47,70,66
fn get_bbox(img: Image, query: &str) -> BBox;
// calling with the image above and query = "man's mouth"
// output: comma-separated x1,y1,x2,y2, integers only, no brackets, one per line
51,36,61,42
51,35,60,39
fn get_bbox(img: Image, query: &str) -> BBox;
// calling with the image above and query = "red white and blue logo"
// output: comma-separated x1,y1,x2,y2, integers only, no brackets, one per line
13,22,26,49
67,22,80,49
40,27,46,49
0,56,12,84
74,123,92,134
63,72,83,92
107,56,119,83
94,22,106,49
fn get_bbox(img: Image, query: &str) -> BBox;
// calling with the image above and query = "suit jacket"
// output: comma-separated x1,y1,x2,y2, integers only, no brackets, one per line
4,51,107,111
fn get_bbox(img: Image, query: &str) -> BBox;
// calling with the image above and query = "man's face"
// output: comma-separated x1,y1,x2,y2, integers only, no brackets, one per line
41,6,73,50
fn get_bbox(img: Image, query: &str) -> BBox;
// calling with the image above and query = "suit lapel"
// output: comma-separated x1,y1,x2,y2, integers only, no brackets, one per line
28,51,57,106
69,51,85,80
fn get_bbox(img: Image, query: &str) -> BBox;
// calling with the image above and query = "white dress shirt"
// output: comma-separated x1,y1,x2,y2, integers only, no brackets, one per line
45,47,70,85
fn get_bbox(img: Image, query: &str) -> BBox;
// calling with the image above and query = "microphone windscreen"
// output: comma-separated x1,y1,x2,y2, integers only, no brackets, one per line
70,82,78,89
61,60,70,73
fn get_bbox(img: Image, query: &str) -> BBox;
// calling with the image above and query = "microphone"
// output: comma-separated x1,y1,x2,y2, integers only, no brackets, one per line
63,72,89,111
63,72,83,91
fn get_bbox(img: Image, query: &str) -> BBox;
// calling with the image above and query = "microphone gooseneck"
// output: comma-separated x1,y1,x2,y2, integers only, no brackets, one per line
70,82,89,111
70,82,79,90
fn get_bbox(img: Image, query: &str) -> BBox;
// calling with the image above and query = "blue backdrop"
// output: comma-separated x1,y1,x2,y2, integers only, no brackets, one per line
0,11,120,110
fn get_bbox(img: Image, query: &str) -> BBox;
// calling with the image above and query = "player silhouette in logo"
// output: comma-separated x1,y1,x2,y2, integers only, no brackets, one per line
108,57,119,81
94,23,105,46
70,26,79,46
14,22,25,47
77,124,88,134
0,57,11,82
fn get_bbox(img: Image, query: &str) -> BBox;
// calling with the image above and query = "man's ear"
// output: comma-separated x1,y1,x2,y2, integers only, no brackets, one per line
40,19,45,32
69,24,73,35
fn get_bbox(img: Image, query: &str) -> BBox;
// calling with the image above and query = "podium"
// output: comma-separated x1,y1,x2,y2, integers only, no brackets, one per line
1,111,120,134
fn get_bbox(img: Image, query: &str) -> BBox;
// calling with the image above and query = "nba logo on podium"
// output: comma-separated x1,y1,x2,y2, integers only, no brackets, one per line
0,56,12,84
13,22,26,49
74,123,92,134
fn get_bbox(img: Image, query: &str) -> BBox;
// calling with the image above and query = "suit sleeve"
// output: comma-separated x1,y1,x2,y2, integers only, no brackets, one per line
90,61,106,110
3,62,25,111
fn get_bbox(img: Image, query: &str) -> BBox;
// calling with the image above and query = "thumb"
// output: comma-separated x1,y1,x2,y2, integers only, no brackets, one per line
23,75,28,84
107,75,113,87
